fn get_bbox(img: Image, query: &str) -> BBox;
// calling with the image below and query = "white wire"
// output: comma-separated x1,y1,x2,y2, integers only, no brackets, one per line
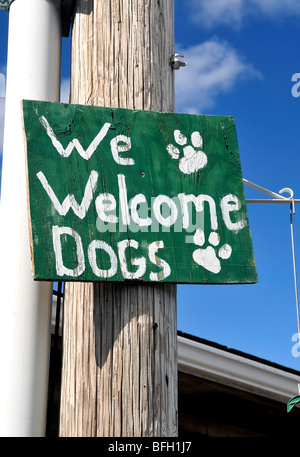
290,203,300,344
243,179,300,387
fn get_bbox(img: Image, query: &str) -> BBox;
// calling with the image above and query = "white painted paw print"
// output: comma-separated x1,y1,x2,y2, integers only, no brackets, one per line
192,229,232,274
167,130,207,174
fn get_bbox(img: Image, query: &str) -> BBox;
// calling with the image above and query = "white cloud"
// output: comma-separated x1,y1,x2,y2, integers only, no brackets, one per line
188,0,300,29
175,39,262,114
188,0,244,29
0,72,5,98
251,0,300,16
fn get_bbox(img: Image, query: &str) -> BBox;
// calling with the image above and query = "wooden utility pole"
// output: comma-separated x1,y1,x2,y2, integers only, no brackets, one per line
59,0,178,437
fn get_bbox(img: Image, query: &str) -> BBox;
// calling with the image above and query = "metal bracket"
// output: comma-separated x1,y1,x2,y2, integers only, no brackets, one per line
0,0,14,11
243,178,300,212
170,53,187,70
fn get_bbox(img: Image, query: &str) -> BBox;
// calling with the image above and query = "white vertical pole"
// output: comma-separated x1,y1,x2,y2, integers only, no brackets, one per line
0,0,61,437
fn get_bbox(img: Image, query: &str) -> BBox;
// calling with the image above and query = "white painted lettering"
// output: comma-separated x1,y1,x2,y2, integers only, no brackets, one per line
148,241,171,281
130,194,152,227
118,174,130,226
152,195,178,227
52,226,85,277
110,135,134,165
88,240,118,278
95,193,118,223
220,194,247,231
39,115,111,159
178,193,218,230
37,170,98,219
117,239,146,279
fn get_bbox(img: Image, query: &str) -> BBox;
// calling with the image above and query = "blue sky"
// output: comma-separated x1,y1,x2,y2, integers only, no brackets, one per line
1,0,300,371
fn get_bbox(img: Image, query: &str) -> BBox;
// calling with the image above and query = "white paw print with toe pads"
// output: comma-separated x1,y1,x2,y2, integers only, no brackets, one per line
192,228,232,274
167,129,208,174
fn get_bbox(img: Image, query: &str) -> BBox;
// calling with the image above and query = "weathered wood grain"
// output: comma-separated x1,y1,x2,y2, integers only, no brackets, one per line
59,0,178,437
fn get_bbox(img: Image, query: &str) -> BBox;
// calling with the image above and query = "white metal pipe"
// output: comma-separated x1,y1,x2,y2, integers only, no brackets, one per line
243,178,286,199
0,0,61,436
246,199,300,204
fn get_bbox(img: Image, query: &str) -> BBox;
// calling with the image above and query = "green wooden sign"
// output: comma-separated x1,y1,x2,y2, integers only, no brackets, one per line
22,100,257,284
